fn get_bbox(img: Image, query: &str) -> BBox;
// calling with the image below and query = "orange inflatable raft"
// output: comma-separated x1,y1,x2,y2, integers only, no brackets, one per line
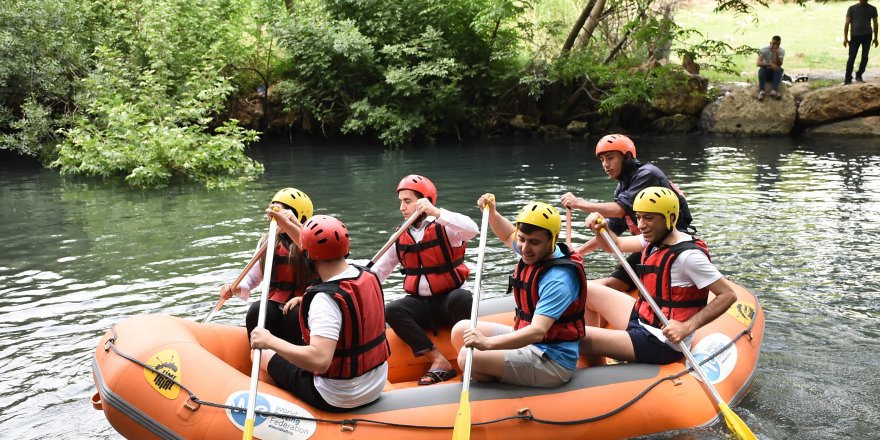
92,281,763,439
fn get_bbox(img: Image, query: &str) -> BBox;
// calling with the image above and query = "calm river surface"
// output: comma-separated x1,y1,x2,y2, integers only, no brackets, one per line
1,135,878,439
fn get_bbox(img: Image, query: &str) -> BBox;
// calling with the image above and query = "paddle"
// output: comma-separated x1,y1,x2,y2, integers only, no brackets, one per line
203,239,271,324
566,207,572,248
242,215,279,440
596,219,756,440
366,206,426,268
452,204,491,440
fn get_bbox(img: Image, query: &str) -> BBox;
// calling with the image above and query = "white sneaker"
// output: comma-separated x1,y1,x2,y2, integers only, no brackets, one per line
757,91,765,101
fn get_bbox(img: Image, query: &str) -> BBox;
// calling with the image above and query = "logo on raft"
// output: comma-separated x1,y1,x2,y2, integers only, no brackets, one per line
226,391,318,439
690,333,737,385
726,301,756,327
143,349,181,399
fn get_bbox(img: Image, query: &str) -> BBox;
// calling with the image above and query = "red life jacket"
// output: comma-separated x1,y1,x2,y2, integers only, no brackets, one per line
266,239,306,303
636,239,711,327
299,267,389,380
507,244,588,342
395,220,469,295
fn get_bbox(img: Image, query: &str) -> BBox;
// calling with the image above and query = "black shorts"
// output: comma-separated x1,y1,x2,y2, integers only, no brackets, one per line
625,310,684,365
267,355,347,412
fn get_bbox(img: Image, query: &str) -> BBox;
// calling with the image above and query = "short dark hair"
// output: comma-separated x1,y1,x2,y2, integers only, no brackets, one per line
772,35,781,42
517,222,552,241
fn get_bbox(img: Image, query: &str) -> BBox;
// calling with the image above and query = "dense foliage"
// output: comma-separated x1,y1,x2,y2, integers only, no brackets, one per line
1,0,778,187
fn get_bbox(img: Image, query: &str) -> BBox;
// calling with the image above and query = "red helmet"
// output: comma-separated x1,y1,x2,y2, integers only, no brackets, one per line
595,134,636,158
300,215,350,261
397,174,437,205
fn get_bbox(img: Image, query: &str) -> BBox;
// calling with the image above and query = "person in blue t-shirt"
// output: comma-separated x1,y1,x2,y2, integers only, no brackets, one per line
450,195,587,388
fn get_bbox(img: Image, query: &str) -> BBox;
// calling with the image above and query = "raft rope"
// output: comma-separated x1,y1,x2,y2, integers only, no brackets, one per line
101,319,755,431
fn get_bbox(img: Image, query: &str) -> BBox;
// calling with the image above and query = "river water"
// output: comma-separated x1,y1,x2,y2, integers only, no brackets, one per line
0,135,877,439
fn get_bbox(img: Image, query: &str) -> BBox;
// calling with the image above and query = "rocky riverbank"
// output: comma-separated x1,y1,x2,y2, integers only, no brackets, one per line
227,68,880,141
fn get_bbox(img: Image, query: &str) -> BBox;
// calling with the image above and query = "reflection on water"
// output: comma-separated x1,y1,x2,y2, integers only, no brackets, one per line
0,135,878,439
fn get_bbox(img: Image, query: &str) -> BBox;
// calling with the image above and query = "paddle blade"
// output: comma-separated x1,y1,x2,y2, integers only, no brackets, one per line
719,402,757,440
451,390,471,440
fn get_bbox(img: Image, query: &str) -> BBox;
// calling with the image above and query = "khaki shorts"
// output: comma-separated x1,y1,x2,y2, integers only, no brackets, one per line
490,323,574,388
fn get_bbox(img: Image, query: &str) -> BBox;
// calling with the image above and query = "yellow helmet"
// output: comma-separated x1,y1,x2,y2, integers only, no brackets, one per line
271,188,314,223
633,187,679,229
515,202,561,247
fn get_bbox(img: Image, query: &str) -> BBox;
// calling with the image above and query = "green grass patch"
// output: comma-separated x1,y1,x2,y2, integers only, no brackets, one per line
674,1,853,82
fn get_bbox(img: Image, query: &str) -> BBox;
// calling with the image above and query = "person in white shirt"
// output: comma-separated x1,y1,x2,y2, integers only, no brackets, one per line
371,175,478,385
579,187,736,365
251,215,389,411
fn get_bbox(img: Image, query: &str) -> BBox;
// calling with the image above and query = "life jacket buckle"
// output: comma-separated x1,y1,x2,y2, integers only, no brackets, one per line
516,407,533,419
341,420,357,432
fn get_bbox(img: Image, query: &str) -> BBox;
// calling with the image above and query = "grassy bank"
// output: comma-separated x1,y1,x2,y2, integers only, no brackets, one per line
674,1,861,82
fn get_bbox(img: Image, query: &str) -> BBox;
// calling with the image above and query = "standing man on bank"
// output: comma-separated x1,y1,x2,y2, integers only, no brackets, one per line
844,0,879,84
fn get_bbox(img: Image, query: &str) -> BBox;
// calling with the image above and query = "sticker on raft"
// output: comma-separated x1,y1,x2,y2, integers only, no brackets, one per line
726,301,756,327
690,333,737,385
226,391,317,439
143,349,181,399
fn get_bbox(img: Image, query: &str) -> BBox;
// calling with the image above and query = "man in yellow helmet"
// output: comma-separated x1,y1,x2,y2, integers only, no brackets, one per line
580,187,735,365
449,194,587,387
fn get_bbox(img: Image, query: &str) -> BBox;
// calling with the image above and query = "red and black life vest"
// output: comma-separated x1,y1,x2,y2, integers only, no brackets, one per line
299,267,389,380
636,239,711,327
395,220,469,295
267,238,305,303
507,244,588,342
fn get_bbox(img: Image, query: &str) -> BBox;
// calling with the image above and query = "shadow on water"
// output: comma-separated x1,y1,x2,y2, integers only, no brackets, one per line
0,134,878,439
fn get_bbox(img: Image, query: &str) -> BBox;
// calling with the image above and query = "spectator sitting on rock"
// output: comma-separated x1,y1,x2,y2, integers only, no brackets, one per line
756,35,785,100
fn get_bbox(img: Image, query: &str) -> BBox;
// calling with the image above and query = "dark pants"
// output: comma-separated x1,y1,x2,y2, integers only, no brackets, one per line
385,289,473,356
267,355,369,412
246,300,303,346
758,66,783,92
846,34,872,82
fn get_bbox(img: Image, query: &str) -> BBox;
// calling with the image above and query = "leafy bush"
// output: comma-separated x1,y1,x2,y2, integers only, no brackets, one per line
273,0,529,146
52,0,264,188
54,48,261,188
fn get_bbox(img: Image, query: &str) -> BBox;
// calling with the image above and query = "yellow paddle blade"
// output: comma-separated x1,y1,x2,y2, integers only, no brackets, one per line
242,419,255,440
719,402,757,440
451,390,471,440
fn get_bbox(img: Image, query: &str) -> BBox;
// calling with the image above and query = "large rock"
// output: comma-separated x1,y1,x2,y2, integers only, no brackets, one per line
651,70,710,116
699,85,797,135
802,115,880,135
798,83,880,125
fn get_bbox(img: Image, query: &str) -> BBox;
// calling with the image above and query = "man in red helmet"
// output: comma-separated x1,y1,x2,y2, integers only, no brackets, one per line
250,215,389,411
371,174,478,385
561,134,694,293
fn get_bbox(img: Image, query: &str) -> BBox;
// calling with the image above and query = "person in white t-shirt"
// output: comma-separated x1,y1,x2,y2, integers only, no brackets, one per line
371,175,477,385
756,35,785,100
250,215,389,411
579,187,736,365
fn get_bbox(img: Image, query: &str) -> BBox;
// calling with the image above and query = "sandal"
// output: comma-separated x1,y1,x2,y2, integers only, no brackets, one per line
418,368,457,385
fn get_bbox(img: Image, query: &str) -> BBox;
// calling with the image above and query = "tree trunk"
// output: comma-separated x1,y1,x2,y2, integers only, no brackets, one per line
573,0,607,50
561,0,596,54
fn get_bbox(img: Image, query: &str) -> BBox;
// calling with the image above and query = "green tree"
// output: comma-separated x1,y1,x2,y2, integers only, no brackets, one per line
0,0,93,161
273,0,530,146
53,0,263,188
